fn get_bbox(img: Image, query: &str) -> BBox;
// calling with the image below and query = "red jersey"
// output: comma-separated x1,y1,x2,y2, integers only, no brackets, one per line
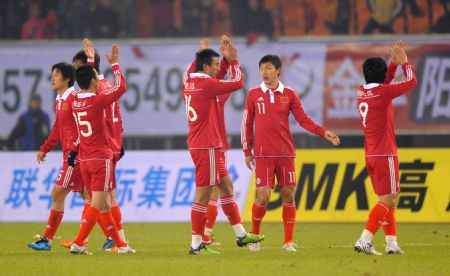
99,75,123,155
242,82,325,157
72,64,126,160
182,60,244,149
357,63,417,156
40,87,79,160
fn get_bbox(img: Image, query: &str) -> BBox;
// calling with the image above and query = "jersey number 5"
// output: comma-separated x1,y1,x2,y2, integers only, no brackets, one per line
184,95,198,122
74,111,93,137
358,102,368,128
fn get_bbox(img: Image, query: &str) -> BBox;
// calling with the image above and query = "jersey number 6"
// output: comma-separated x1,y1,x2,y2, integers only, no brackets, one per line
184,95,198,122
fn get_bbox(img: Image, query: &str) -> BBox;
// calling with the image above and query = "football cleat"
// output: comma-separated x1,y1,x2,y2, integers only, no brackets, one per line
117,245,136,254
247,242,261,251
203,237,221,246
354,239,382,256
386,245,405,255
236,232,265,247
282,242,298,252
105,245,118,252
102,237,115,250
69,243,92,255
28,237,52,251
189,243,220,255
60,239,73,249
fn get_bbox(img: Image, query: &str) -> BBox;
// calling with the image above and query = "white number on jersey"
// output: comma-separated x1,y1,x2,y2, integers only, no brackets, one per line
288,171,296,183
185,95,198,122
358,102,369,128
112,102,119,123
257,102,265,114
74,111,93,137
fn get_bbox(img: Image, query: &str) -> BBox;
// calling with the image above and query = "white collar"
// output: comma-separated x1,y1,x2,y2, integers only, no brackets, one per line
77,92,96,99
56,86,75,101
363,83,381,89
189,72,211,79
98,74,104,80
260,81,284,94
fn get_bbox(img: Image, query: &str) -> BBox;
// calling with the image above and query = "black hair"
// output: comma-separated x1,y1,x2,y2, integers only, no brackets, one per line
362,57,387,84
259,54,282,69
195,49,220,72
51,62,76,87
76,65,97,90
72,49,101,73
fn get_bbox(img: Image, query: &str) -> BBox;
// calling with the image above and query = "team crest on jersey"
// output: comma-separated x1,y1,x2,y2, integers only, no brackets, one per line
257,97,264,102
280,96,289,103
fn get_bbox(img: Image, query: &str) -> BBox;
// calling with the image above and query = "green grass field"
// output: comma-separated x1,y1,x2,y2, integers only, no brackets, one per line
0,222,449,276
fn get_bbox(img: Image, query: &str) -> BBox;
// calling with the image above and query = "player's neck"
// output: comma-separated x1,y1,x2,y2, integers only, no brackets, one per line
264,80,279,90
56,86,69,97
79,87,96,94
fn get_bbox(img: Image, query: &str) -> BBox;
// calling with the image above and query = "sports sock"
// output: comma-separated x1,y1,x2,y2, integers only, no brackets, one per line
251,201,267,235
111,201,125,241
282,202,296,244
362,202,390,242
43,209,64,240
383,208,396,236
191,203,207,249
74,206,100,246
99,211,126,247
221,195,246,237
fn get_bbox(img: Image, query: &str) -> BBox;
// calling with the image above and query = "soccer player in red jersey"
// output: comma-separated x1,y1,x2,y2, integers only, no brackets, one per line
60,39,128,251
354,42,417,255
242,54,340,252
183,42,265,255
195,36,244,246
69,44,135,254
27,62,81,251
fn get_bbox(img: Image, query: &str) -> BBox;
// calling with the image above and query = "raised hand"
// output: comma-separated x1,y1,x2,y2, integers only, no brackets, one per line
220,34,231,59
199,38,209,50
227,43,238,62
106,44,119,65
83,38,95,60
324,130,340,146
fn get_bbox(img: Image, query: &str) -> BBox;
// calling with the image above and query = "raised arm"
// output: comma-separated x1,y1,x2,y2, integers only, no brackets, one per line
385,46,417,100
95,45,127,108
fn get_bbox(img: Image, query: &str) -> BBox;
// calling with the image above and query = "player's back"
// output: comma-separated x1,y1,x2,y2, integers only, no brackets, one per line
357,63,417,156
183,73,222,149
72,93,113,160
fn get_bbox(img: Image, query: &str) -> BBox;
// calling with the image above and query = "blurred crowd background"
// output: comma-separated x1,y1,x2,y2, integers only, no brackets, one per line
1,0,450,41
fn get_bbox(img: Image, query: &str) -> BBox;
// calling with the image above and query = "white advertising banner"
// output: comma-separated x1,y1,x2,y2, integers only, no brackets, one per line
0,150,252,222
0,42,326,136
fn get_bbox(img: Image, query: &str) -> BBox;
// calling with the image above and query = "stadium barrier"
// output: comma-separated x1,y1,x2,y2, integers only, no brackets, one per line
1,149,448,222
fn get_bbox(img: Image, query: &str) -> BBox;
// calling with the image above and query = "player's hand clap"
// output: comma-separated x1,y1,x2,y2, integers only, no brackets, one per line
391,40,407,65
199,38,209,50
245,155,255,170
83,38,95,60
324,130,340,146
227,43,238,62
37,151,46,164
395,46,408,65
220,35,231,60
106,44,119,65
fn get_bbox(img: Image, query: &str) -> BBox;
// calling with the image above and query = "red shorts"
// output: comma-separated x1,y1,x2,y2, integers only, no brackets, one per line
190,148,220,187
218,151,228,179
111,157,117,190
255,157,296,189
366,155,400,196
80,159,114,193
55,163,83,193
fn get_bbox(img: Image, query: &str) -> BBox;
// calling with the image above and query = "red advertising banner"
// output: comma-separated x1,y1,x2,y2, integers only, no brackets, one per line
324,43,450,133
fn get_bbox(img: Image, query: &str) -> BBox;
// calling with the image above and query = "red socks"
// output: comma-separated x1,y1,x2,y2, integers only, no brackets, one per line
74,206,100,246
110,201,123,231
43,209,64,240
251,201,267,235
383,207,397,236
191,203,207,235
220,195,241,225
99,211,126,247
365,202,390,235
205,199,218,229
282,203,296,244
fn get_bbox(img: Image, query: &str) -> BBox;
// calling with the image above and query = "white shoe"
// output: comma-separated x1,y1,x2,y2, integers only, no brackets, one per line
386,245,405,255
248,242,260,251
69,243,92,255
282,242,298,252
354,239,382,256
118,245,136,254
